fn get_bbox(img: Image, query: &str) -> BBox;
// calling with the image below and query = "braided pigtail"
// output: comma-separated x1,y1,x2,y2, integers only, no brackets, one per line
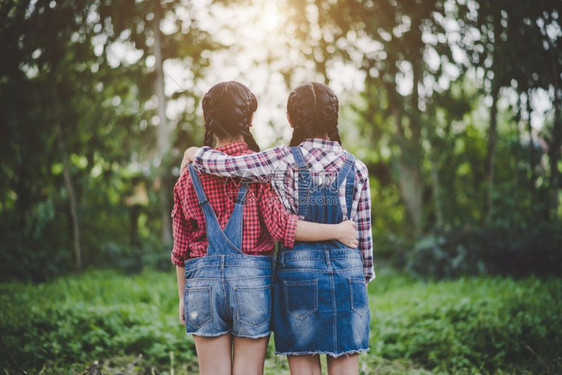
240,91,260,151
317,84,341,144
201,92,215,147
242,126,260,152
327,124,341,144
289,126,305,146
203,128,215,147
288,90,304,146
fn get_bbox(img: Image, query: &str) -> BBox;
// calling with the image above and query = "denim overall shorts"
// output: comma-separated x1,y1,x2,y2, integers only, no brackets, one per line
272,147,370,356
183,164,274,338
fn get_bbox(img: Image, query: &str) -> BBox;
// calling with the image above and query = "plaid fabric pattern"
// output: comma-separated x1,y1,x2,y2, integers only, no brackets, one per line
194,138,375,282
171,142,298,267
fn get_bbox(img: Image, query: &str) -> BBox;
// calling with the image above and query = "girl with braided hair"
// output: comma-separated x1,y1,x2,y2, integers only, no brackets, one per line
172,81,359,375
287,82,342,146
201,81,261,152
182,82,373,375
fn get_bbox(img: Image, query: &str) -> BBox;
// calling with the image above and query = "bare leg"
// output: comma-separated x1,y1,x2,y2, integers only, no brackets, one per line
232,336,270,375
287,355,322,375
193,334,232,375
327,354,359,375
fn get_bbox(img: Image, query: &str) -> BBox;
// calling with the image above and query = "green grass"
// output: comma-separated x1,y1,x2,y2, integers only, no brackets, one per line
368,270,562,374
0,268,560,374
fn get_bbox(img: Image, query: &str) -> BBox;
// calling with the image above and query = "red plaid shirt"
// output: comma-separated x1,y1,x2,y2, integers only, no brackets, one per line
171,141,298,266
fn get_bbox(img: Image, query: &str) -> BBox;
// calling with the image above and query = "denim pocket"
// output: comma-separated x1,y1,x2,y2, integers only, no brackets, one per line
184,286,213,328
284,279,318,320
234,284,271,326
348,278,368,317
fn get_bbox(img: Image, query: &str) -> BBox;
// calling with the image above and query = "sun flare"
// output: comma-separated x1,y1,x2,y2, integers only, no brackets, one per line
257,3,282,32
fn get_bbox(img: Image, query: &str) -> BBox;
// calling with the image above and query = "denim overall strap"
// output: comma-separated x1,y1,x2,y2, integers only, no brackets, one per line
335,152,356,220
189,164,210,206
221,182,248,250
188,164,247,255
291,147,311,217
292,146,343,224
335,152,354,189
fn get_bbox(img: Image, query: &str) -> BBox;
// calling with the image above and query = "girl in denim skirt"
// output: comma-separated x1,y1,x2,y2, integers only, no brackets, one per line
172,81,360,375
183,82,373,375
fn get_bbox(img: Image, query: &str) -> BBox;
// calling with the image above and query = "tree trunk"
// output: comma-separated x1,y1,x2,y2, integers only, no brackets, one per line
527,92,537,194
514,94,523,187
392,108,423,236
396,158,424,237
130,204,141,247
51,80,81,272
153,0,172,246
485,82,500,221
545,12,561,219
549,94,561,218
430,151,444,229
404,19,424,235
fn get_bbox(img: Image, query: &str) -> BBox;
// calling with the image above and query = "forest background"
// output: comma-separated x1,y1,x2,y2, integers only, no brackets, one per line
1,0,561,373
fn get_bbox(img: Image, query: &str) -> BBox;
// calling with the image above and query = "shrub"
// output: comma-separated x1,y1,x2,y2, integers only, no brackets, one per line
405,221,562,279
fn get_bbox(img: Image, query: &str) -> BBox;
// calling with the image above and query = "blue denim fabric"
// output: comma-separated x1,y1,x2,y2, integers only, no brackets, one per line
272,147,370,356
184,165,273,338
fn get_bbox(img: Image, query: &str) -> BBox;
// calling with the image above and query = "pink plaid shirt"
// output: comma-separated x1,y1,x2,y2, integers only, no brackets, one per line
194,138,375,282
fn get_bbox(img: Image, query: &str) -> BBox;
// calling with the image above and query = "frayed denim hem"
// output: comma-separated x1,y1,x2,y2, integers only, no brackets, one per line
274,348,370,358
185,330,271,339
185,329,231,338
232,331,271,339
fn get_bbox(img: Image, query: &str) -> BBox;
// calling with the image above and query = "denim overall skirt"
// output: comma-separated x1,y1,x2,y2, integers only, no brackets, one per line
183,165,273,338
272,147,370,356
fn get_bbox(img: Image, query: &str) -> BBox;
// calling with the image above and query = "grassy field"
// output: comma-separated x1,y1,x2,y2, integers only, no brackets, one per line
0,268,561,374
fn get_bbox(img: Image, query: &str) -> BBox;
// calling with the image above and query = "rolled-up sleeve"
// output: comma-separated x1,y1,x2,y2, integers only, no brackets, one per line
171,182,195,267
355,164,375,283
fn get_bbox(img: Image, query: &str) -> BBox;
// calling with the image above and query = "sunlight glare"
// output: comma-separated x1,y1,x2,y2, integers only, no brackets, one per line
259,3,281,32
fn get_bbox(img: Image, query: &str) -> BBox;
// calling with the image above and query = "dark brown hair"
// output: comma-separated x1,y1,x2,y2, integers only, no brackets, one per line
287,82,341,147
202,81,260,151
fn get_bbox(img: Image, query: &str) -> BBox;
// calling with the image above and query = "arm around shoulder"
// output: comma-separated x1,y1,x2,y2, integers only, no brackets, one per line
192,145,290,182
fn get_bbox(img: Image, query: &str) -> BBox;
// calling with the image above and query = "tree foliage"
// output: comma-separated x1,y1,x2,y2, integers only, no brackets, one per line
0,0,560,281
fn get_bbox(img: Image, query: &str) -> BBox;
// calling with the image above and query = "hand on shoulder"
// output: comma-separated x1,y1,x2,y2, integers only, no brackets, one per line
180,147,200,176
